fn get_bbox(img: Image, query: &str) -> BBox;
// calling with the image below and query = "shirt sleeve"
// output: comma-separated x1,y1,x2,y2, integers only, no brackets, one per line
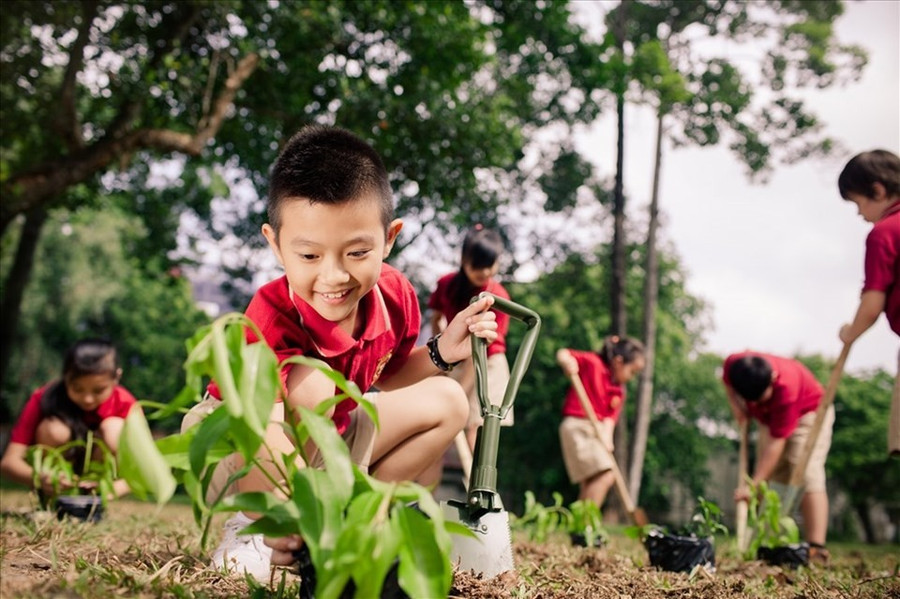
863,225,897,293
9,388,45,446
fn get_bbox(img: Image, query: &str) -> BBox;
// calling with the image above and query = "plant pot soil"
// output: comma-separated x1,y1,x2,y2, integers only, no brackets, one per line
55,495,103,522
644,529,715,573
757,543,810,568
570,531,605,548
294,545,409,599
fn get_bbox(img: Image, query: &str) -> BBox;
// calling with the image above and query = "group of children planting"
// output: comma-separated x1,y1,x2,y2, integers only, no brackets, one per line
2,125,897,581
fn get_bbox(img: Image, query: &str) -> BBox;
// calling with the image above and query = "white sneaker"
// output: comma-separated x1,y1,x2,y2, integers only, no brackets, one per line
211,512,273,583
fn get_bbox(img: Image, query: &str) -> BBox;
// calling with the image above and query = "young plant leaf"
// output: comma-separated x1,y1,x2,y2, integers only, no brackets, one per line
117,408,176,505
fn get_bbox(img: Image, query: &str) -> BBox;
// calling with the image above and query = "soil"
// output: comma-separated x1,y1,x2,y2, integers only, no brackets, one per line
1,491,898,599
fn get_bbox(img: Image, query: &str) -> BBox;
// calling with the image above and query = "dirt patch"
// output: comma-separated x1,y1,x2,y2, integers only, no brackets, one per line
2,490,899,599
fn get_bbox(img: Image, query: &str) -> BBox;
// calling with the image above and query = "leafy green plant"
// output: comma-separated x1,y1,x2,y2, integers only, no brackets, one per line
27,430,118,506
743,479,801,560
568,500,608,547
511,491,573,542
118,313,465,599
625,496,726,541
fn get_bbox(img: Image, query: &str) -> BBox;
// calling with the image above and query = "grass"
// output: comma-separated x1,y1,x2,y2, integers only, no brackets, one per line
2,488,898,598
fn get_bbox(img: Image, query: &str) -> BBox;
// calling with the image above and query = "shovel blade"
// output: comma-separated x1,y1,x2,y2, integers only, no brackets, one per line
442,502,514,580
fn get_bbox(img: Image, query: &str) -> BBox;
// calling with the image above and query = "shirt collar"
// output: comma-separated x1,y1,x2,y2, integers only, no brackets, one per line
881,200,900,220
289,285,391,357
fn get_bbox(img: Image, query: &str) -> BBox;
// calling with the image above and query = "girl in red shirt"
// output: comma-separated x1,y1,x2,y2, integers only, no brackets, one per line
1,339,137,499
557,336,645,509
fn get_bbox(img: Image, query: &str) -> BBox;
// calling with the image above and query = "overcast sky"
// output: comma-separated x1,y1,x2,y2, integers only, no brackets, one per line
567,0,899,375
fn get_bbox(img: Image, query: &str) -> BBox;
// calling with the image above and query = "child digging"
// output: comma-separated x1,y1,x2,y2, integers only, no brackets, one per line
724,351,832,563
181,124,499,581
836,149,900,457
557,336,645,512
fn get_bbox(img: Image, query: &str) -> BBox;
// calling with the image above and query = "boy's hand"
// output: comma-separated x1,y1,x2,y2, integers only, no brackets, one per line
265,534,304,566
439,295,498,364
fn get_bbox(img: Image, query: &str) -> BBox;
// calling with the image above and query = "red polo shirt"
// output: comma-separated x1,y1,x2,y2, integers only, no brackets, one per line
863,201,900,335
560,350,625,422
9,384,138,446
723,352,823,439
211,264,420,433
427,272,510,357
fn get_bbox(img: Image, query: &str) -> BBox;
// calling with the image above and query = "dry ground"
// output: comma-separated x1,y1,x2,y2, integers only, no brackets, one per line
1,489,898,599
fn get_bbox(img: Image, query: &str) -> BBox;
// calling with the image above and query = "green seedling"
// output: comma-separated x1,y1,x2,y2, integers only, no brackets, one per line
511,491,572,542
743,479,801,560
27,430,118,507
568,499,608,547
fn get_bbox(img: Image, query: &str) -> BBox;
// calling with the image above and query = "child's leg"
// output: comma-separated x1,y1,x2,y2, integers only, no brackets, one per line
800,490,828,546
97,416,126,454
890,349,900,456
369,376,468,483
579,470,615,507
34,417,72,447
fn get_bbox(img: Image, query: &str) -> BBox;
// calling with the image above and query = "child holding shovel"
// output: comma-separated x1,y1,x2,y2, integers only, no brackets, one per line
182,124,499,581
557,336,645,510
835,149,900,457
723,351,832,563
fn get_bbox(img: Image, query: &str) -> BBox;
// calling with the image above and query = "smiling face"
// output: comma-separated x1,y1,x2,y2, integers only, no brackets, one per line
65,372,119,412
263,194,401,335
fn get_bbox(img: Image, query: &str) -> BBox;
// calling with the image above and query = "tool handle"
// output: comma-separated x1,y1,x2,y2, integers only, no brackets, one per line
471,292,541,416
787,343,850,488
569,373,636,514
736,420,749,552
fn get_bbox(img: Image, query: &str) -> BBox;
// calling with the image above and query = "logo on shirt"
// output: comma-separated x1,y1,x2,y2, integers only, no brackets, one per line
372,351,393,384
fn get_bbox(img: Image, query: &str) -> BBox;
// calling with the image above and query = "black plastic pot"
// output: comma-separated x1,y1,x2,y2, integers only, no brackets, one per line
570,531,605,548
644,529,715,573
757,543,810,568
55,494,103,522
294,545,408,599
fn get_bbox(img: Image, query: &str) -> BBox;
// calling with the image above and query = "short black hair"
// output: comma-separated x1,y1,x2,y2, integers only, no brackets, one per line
838,149,900,200
267,125,394,239
727,355,773,401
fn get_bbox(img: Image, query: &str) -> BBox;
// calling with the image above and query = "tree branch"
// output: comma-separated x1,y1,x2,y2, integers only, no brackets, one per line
56,0,100,152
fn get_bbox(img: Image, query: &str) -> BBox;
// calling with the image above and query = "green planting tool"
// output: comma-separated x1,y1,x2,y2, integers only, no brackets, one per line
442,292,541,580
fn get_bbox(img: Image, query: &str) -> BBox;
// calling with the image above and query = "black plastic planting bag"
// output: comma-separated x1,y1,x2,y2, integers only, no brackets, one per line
295,545,408,599
757,543,810,568
55,495,104,522
645,529,715,572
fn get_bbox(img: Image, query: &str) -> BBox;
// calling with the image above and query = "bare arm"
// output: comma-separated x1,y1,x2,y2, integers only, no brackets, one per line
840,290,885,344
724,384,748,425
0,442,36,489
556,348,578,377
429,310,446,337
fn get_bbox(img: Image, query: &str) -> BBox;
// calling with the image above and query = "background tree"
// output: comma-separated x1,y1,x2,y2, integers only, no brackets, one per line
0,0,609,403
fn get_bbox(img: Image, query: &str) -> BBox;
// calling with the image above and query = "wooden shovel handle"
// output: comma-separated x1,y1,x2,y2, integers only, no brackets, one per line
569,373,637,514
787,343,850,488
735,420,749,551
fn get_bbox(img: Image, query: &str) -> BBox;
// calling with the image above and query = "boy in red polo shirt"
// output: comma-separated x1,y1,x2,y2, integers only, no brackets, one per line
184,125,498,581
723,351,831,561
557,336,645,509
835,149,900,456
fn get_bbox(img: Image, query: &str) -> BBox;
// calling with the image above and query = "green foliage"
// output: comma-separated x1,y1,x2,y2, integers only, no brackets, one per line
26,431,118,506
119,313,458,599
511,491,608,548
744,480,801,559
626,496,726,542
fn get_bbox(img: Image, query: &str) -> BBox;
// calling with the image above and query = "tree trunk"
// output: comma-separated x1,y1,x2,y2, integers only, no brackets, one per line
852,501,875,543
628,113,664,502
610,0,630,509
0,207,49,391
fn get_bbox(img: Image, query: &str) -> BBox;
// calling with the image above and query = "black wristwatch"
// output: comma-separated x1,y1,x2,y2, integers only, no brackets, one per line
427,333,460,372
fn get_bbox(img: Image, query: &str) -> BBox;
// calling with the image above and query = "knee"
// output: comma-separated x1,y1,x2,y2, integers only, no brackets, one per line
34,417,72,447
432,376,469,429
98,417,125,453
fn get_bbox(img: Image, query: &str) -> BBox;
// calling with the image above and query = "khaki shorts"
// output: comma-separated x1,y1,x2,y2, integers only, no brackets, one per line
450,353,513,429
758,405,834,492
559,416,616,484
890,349,900,456
181,395,377,504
